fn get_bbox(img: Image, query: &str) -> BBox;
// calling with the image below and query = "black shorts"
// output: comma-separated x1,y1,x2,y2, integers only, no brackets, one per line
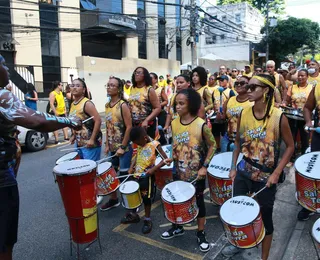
312,132,320,152
0,185,19,252
234,173,276,235
195,179,206,218
133,175,155,206
211,122,227,137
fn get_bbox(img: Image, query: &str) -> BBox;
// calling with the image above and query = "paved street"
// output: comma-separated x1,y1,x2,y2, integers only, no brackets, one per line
12,141,320,260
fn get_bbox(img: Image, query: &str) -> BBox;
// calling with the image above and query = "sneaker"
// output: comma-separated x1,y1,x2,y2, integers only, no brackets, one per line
221,244,244,257
120,212,140,224
100,199,120,211
161,226,185,240
142,219,152,234
297,208,315,221
196,231,210,252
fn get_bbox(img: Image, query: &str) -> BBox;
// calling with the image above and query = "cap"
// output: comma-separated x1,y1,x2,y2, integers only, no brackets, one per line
159,75,164,79
126,80,131,83
217,75,229,81
245,65,251,68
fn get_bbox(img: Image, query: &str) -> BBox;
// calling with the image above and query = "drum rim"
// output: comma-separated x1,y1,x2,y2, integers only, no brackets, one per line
161,181,196,203
294,152,320,178
220,196,260,226
208,152,243,177
97,161,113,175
56,151,79,164
53,159,97,176
312,219,320,244
119,180,140,194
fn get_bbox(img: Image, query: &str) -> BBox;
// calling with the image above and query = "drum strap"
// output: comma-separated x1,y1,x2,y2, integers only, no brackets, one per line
243,157,273,174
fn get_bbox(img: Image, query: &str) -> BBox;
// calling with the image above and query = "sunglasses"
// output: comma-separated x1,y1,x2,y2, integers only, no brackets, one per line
219,79,226,82
255,70,262,72
232,70,237,72
234,81,247,87
246,84,265,91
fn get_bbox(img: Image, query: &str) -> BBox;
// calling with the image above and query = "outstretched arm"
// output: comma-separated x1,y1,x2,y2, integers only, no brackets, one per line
0,89,81,132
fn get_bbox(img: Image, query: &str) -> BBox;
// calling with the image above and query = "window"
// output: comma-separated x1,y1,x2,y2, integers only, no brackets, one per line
176,0,182,62
158,0,166,59
95,0,122,13
39,0,58,5
80,0,96,10
235,13,241,23
137,0,147,59
220,34,225,40
222,15,227,22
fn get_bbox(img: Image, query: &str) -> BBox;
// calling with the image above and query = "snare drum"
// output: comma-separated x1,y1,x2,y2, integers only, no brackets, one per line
220,196,265,249
119,181,142,209
312,218,320,245
282,106,304,121
155,145,173,190
295,152,320,212
56,151,80,165
53,159,98,244
96,162,119,196
161,181,199,224
208,152,243,205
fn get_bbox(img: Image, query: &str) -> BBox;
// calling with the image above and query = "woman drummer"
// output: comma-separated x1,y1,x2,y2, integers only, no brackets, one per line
128,67,161,139
100,77,133,211
69,78,102,160
222,74,294,259
284,69,313,165
160,88,216,253
221,76,252,152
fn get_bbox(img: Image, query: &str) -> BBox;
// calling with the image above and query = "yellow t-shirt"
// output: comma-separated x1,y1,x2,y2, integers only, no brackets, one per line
315,85,320,127
124,86,132,98
50,90,65,115
134,140,160,177
287,84,313,109
128,86,152,125
308,74,320,88
158,80,166,88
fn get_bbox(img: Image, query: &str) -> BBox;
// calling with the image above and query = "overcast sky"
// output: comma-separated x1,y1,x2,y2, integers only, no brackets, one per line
285,0,320,24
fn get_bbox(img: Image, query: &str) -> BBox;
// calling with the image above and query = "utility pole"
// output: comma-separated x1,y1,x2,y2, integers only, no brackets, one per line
190,0,197,69
266,0,270,62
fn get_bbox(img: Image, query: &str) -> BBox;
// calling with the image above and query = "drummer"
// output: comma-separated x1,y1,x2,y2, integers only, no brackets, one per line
121,126,170,234
160,88,216,253
284,69,313,166
221,76,252,152
222,74,294,259
100,77,133,211
69,78,102,161
296,71,320,221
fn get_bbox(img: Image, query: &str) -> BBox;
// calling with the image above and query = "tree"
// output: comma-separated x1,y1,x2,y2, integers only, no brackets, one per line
217,0,285,15
260,17,320,64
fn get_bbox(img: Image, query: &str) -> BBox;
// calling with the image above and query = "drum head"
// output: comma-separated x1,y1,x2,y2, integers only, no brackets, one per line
120,181,139,194
56,152,79,164
312,218,320,243
155,145,173,169
161,181,195,203
97,162,112,175
220,196,259,226
53,159,97,176
294,152,320,179
208,152,243,179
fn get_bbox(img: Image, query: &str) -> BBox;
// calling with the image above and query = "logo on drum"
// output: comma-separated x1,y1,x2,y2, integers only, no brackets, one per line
209,164,230,172
306,154,318,173
188,203,197,215
212,181,232,199
231,230,248,241
230,199,255,207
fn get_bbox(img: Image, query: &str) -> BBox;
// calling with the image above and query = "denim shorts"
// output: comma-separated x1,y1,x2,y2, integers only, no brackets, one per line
108,145,133,172
78,146,101,161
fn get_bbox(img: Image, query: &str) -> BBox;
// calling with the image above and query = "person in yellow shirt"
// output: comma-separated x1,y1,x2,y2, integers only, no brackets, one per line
49,81,69,144
307,59,320,88
242,65,253,78
208,73,218,93
123,80,132,101
158,75,166,88
266,60,287,102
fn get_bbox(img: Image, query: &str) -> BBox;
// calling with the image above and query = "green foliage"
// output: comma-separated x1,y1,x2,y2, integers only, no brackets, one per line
217,0,285,15
262,17,320,63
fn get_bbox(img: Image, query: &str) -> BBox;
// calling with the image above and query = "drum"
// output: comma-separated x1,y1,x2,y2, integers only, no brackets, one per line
56,151,80,165
155,145,173,190
295,152,320,212
220,196,265,249
282,106,304,121
208,152,243,205
312,218,320,245
161,181,199,224
53,159,97,244
119,181,142,209
96,162,119,196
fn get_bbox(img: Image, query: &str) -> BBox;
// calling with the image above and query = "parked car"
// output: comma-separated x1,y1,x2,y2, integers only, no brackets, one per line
17,126,52,152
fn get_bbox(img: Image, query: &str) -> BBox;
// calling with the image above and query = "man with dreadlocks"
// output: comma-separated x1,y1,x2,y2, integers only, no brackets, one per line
222,74,294,259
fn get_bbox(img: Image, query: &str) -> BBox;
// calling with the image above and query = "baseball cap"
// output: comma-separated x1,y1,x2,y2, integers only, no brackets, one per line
217,75,229,81
244,65,251,68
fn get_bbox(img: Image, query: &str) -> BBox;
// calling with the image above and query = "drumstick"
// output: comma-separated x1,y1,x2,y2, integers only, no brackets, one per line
82,116,94,124
147,136,166,161
96,154,117,164
231,181,234,198
251,186,267,198
305,126,320,134
116,172,145,179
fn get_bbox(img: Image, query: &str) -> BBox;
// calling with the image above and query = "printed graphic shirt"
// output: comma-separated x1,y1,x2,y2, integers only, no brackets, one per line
287,84,313,110
105,100,127,152
308,74,320,88
212,87,234,113
154,86,163,105
238,107,283,182
226,97,253,141
134,140,160,177
171,117,206,182
128,86,153,125
0,89,21,187
70,97,102,147
195,86,212,110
